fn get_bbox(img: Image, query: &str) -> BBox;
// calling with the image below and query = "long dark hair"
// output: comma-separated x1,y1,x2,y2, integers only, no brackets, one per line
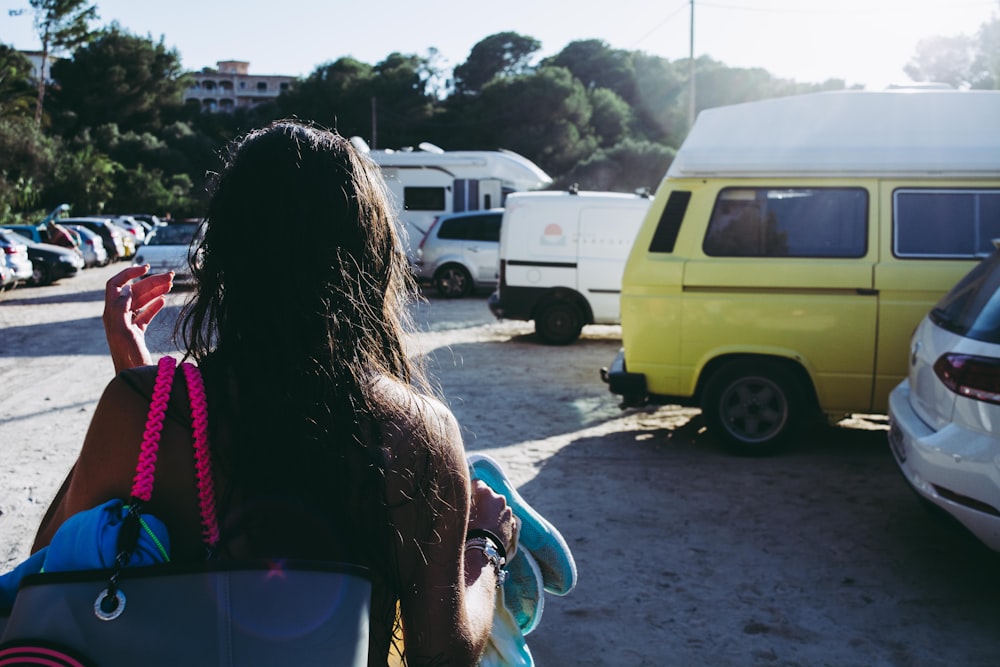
178,121,429,647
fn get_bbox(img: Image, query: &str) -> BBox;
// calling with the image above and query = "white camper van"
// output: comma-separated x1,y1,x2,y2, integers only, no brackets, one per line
351,139,552,261
489,189,652,345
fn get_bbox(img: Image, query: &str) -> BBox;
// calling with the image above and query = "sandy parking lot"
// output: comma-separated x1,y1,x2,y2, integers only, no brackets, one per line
2,264,1000,666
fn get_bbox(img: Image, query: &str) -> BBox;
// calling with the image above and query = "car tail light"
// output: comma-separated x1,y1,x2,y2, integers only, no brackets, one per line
499,259,506,287
2,246,14,254
417,217,439,251
934,353,1000,405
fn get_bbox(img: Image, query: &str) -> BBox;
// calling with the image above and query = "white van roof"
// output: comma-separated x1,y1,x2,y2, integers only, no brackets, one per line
668,90,1000,178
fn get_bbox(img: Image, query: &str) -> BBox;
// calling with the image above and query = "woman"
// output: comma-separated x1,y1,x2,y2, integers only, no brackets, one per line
30,121,517,666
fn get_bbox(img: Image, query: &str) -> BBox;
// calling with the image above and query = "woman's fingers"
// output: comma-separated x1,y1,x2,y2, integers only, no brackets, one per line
132,296,166,330
130,270,173,310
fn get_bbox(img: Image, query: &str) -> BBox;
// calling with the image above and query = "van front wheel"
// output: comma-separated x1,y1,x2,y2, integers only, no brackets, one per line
702,361,801,456
535,301,583,345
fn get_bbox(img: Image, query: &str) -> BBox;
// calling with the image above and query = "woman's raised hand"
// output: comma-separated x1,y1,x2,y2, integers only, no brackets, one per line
103,265,174,373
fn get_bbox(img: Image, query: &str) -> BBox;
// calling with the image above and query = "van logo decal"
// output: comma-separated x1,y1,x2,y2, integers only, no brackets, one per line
542,223,566,245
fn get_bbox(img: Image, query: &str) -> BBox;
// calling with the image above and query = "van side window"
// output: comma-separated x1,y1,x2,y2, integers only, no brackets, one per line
703,187,868,258
648,190,691,253
404,187,447,212
894,189,1000,258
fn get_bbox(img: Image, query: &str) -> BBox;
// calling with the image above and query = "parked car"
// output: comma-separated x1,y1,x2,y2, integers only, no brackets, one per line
133,222,203,283
64,224,109,267
0,259,13,291
414,209,502,298
3,229,83,285
61,217,128,262
108,215,146,244
888,243,1000,552
0,228,34,285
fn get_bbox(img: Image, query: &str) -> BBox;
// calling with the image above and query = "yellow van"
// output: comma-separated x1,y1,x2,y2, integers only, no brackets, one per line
601,90,1000,454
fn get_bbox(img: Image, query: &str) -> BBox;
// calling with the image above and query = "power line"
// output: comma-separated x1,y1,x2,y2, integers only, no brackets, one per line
629,1,690,51
697,0,997,15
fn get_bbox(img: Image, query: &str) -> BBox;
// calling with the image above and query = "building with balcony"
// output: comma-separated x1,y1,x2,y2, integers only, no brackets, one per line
184,60,294,113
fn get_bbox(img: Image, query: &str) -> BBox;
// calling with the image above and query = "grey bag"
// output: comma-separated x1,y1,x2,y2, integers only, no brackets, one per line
0,357,372,666
0,561,372,667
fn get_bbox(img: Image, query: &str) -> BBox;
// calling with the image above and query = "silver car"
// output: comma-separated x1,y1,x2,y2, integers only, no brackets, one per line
65,224,109,267
888,243,1000,552
0,228,34,285
414,209,502,298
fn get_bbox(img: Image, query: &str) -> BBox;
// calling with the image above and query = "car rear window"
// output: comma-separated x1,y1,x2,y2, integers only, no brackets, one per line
148,224,199,245
931,248,1000,344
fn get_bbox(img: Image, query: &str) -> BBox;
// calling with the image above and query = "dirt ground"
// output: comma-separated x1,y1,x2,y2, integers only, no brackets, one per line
2,264,1000,667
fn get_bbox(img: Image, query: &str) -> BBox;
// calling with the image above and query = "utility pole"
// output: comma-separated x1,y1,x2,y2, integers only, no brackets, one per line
689,0,696,131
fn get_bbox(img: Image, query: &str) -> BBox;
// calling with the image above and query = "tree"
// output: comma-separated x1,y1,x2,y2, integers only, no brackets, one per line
473,66,597,175
0,116,57,219
453,32,541,95
551,139,675,193
0,45,36,118
904,34,977,88
47,144,117,212
588,87,633,148
49,25,189,136
29,0,97,126
543,39,637,104
278,57,374,135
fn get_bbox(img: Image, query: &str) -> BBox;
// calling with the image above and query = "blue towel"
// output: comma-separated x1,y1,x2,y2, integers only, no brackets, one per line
0,499,171,610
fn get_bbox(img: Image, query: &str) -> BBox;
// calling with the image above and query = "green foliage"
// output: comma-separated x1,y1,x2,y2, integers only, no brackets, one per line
453,32,541,95
475,66,596,175
551,139,676,193
49,24,189,136
48,144,117,212
109,165,194,215
0,45,36,118
0,117,57,219
277,57,375,134
542,39,637,104
588,87,633,148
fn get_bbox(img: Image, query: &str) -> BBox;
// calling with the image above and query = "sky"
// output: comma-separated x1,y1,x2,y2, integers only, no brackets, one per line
1,0,998,90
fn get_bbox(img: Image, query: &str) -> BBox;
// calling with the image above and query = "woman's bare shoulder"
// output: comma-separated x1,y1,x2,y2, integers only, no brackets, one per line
370,376,467,493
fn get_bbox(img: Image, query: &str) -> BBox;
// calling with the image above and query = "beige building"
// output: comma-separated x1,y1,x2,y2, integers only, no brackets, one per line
185,60,294,112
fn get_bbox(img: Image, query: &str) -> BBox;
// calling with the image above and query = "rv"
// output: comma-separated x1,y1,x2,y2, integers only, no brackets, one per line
351,138,553,261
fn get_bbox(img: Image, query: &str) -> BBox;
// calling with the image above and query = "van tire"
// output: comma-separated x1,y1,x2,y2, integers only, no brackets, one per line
434,265,473,298
535,301,583,345
702,360,802,456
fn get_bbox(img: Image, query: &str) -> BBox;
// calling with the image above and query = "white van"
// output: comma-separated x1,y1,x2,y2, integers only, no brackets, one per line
488,189,651,344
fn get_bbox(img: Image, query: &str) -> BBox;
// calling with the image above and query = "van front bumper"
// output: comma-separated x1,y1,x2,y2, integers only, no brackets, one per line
600,349,648,407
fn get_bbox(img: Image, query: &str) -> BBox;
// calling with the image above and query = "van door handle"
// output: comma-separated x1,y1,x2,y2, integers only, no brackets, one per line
856,288,879,296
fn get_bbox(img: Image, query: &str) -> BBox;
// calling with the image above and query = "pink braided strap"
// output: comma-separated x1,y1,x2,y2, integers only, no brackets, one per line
180,362,220,548
131,356,177,501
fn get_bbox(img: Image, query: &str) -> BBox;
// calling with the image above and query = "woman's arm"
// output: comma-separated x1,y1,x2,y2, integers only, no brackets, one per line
387,399,516,666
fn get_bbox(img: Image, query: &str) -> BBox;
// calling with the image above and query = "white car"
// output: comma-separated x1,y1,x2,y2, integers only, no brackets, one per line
133,222,203,283
888,243,1000,552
